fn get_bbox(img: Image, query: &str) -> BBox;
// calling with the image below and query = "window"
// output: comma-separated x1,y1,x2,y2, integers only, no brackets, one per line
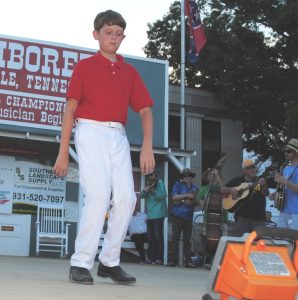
202,120,221,172
169,115,181,148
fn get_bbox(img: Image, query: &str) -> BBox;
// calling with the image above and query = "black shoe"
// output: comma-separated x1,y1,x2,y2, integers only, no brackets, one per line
69,266,94,285
97,262,136,285
154,259,163,265
167,261,177,267
184,262,197,268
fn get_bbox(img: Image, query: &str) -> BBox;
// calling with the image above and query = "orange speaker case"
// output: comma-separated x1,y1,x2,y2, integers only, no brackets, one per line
213,233,298,300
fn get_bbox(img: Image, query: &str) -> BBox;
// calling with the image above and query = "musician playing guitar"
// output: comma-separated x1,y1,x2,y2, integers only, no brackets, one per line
270,139,298,230
220,160,269,237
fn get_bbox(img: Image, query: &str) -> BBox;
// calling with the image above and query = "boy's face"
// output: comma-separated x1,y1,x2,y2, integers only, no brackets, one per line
93,24,125,55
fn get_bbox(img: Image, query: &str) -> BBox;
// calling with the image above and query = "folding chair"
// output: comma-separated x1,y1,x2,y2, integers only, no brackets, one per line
35,203,70,257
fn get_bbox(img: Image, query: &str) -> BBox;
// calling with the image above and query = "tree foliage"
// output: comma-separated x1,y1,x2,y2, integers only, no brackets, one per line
144,0,298,163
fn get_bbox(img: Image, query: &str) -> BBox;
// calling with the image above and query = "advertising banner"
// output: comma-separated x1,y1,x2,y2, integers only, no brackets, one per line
0,156,66,214
0,156,14,213
0,36,92,130
13,160,66,214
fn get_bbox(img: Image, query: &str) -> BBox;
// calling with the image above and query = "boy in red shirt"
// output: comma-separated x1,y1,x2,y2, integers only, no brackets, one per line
54,10,155,285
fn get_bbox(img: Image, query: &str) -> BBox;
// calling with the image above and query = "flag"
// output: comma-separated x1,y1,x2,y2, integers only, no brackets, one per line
185,0,207,64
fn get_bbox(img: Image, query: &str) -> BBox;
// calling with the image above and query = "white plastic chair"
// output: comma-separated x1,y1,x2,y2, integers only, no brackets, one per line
35,203,70,257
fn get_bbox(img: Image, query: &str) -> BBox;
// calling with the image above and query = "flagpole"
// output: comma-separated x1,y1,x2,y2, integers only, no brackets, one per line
180,0,185,151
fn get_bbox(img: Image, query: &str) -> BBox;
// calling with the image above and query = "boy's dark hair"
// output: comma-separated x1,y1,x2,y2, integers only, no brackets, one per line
94,10,126,32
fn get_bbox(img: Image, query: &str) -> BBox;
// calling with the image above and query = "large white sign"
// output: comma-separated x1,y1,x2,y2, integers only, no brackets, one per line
13,160,66,214
0,156,14,213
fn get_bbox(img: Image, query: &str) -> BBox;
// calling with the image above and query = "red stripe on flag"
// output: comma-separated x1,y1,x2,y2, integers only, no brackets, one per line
185,0,207,55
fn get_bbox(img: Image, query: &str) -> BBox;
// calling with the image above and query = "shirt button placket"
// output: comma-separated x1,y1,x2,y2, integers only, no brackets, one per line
111,63,116,75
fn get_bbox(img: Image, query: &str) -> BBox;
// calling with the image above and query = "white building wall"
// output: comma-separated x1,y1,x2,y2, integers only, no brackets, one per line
0,214,31,256
186,114,202,185
169,85,243,185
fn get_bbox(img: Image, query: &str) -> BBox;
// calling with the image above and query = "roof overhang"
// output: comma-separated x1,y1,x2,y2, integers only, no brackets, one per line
0,129,196,171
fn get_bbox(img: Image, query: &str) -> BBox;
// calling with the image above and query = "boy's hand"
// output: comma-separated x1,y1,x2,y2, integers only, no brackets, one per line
52,98,78,178
53,153,69,177
139,107,154,174
140,145,155,175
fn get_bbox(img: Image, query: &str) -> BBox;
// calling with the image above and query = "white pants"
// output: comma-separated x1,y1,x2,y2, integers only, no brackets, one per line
70,119,136,269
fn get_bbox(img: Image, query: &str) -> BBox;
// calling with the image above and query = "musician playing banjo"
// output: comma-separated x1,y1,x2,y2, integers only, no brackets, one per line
270,138,298,230
220,160,269,236
167,168,198,268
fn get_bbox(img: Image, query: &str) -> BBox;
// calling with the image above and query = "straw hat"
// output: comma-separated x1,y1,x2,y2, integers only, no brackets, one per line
285,139,298,153
242,160,256,169
180,168,196,178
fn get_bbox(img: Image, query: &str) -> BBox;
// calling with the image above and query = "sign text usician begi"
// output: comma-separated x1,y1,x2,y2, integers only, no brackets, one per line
0,35,95,130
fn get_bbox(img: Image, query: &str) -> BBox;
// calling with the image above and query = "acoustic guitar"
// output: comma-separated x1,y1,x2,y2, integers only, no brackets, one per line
222,181,260,212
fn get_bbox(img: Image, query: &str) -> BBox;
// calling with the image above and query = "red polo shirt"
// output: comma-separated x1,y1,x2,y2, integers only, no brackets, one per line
67,52,154,125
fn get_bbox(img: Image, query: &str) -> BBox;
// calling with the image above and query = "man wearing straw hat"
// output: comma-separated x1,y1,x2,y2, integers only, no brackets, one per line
220,160,268,236
273,138,298,230
167,168,198,268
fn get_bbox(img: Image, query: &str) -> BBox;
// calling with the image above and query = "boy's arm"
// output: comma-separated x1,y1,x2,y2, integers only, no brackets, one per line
139,107,155,175
53,98,79,177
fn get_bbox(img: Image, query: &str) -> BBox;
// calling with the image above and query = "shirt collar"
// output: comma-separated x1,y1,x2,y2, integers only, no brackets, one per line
96,51,124,69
